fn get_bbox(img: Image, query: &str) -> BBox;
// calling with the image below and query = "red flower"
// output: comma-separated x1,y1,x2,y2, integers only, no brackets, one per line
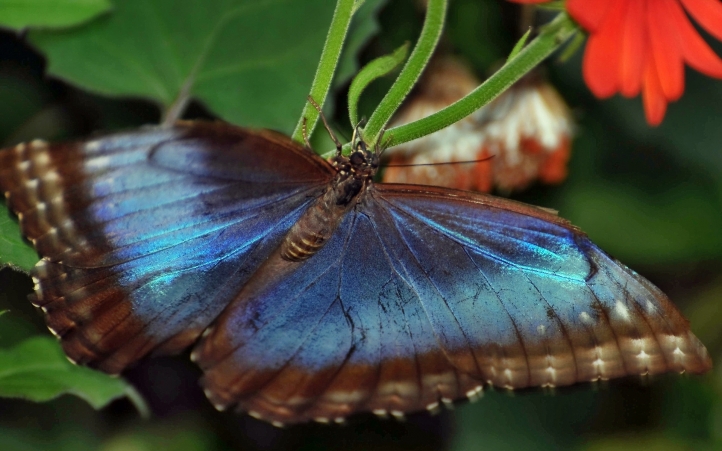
512,0,722,125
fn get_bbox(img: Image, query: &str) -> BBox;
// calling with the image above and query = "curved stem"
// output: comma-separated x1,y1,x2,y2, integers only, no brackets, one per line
291,0,356,144
362,0,447,146
384,12,578,148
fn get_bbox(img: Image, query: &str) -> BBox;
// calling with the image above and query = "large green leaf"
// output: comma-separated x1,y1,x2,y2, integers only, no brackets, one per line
28,0,384,134
0,0,112,30
0,336,147,413
0,213,37,272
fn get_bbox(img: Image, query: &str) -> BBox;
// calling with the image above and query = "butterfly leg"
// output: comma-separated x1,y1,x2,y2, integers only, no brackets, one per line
307,95,342,156
301,117,313,150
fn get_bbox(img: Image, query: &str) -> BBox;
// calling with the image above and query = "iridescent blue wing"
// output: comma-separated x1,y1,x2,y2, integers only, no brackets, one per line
195,183,711,425
0,122,334,373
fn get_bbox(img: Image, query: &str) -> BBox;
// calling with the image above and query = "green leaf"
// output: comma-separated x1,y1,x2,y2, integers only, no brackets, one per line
347,42,408,128
0,336,148,415
0,212,37,272
0,0,112,30
27,0,382,134
28,0,332,133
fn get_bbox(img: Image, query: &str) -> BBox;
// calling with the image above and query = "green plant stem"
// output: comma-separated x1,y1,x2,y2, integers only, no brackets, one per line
291,0,355,144
362,0,446,146
347,43,409,128
383,12,578,149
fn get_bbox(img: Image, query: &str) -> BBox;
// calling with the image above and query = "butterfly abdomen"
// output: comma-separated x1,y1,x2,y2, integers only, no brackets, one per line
281,180,361,262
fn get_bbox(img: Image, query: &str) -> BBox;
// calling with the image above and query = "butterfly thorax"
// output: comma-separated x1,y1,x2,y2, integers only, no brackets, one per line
280,146,379,262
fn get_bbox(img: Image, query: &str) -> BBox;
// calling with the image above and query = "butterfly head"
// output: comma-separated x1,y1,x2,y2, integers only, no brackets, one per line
330,125,380,186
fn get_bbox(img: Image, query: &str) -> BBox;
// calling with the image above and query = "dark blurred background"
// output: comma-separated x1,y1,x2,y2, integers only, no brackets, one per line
1,0,721,450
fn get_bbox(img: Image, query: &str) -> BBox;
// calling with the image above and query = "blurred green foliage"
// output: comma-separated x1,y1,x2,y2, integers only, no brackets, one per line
0,335,143,411
0,215,36,271
0,0,111,30
1,0,721,450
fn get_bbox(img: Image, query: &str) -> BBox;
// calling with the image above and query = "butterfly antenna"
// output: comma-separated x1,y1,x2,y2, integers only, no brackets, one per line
307,96,342,155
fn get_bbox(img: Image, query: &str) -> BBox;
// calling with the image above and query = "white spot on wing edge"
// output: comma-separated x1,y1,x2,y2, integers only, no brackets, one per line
85,140,102,152
614,300,631,322
645,300,656,313
441,397,454,409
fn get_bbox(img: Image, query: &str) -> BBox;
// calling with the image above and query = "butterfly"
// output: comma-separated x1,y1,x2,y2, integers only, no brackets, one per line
0,120,712,426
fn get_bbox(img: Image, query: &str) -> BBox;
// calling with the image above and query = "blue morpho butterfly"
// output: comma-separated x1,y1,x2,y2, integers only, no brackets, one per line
0,114,712,426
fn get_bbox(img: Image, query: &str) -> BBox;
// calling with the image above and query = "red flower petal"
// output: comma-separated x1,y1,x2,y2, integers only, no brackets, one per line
582,0,628,98
649,0,685,101
643,59,668,126
668,0,722,77
619,0,647,97
680,0,722,42
567,0,613,32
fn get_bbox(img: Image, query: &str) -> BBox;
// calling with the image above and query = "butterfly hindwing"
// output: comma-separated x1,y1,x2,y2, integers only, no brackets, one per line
373,185,709,385
196,210,478,423
0,122,333,373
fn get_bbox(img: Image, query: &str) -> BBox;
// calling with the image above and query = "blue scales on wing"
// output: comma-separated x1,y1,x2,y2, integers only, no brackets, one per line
194,183,711,424
0,122,334,374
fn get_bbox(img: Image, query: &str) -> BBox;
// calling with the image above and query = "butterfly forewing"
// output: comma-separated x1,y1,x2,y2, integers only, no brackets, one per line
0,122,333,373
